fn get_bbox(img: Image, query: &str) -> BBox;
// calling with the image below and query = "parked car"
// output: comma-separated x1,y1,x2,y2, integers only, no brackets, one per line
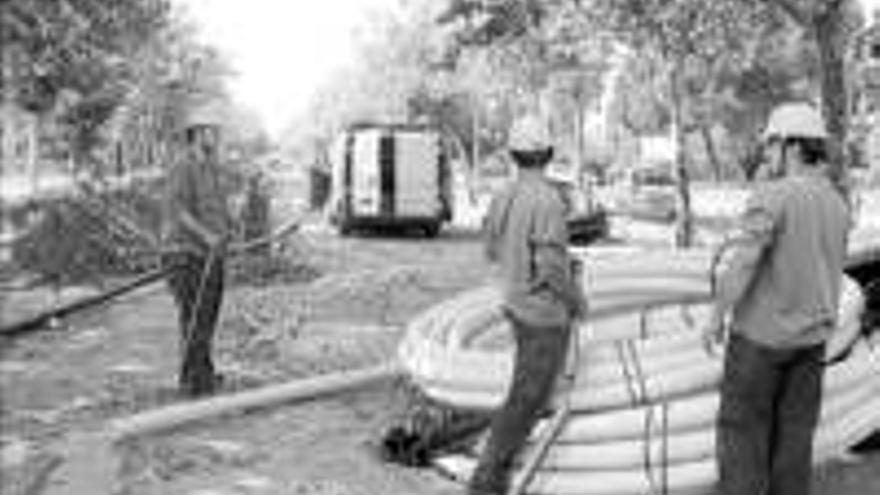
609,164,677,222
545,160,609,246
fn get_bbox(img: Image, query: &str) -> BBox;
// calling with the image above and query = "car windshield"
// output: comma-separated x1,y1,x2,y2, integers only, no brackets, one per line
634,169,674,186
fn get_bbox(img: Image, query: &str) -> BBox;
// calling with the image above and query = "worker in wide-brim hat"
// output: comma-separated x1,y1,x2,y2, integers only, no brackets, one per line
705,102,851,495
469,114,587,495
161,104,233,397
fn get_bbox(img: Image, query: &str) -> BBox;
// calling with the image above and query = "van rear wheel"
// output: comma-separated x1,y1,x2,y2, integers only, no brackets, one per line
423,222,440,238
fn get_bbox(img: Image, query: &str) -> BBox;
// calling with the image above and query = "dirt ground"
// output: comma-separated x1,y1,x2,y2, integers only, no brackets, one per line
2,220,879,495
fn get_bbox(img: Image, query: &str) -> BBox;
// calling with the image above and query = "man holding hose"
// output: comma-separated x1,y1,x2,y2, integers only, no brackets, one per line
162,105,232,398
469,113,587,495
704,102,850,495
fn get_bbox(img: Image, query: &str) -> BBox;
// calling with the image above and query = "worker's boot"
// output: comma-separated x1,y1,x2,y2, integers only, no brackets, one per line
179,345,221,398
180,370,224,398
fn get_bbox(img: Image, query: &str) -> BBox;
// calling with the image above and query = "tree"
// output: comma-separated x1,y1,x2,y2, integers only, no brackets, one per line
107,12,237,175
755,0,863,194
436,0,613,177
2,0,173,170
299,4,444,136
1,1,251,177
582,0,774,246
608,53,671,137
294,0,484,175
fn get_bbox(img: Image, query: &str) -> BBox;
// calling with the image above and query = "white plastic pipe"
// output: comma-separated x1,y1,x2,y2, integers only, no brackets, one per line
107,362,401,441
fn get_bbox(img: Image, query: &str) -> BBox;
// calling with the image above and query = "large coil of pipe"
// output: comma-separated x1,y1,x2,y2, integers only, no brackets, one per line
401,246,879,495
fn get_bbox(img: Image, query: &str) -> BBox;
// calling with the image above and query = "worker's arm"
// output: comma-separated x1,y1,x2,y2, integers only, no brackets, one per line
704,187,779,350
531,198,588,320
483,194,503,263
484,187,520,263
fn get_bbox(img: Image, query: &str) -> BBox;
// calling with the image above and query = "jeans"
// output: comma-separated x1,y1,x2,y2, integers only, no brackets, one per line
163,252,225,396
717,332,825,495
467,312,570,495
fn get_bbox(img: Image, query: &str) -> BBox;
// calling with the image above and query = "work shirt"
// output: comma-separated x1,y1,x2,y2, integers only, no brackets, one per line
162,156,232,255
725,173,850,348
483,172,582,328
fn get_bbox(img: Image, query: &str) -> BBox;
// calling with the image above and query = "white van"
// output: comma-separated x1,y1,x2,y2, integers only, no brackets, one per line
328,123,452,236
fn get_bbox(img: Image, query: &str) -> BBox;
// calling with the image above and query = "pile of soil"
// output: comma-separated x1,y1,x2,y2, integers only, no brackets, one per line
11,188,162,283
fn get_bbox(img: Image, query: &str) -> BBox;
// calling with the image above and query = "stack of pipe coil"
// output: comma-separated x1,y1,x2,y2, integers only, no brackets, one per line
399,247,879,495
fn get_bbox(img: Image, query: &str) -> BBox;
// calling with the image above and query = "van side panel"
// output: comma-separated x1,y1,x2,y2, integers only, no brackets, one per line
351,130,381,216
394,131,440,217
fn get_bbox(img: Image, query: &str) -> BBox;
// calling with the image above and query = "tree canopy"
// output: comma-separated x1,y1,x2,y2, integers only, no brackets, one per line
2,0,267,175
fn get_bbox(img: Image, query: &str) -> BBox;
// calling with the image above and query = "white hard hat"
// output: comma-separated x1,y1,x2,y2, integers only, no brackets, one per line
509,114,553,152
762,102,828,141
184,103,225,130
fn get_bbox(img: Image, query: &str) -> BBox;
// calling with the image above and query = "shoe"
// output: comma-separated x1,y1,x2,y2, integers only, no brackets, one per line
181,372,224,398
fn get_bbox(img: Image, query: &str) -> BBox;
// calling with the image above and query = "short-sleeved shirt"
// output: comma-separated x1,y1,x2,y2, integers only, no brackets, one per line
162,157,231,254
484,174,575,327
730,174,850,348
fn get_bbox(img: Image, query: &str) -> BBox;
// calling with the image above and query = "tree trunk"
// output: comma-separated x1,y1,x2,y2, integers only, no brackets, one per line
814,4,849,197
470,104,481,204
442,124,477,205
471,98,481,171
575,87,586,188
700,124,723,182
1,45,15,181
2,44,20,247
671,61,693,247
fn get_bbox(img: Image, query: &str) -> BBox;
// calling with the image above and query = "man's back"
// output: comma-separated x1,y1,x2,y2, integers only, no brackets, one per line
734,174,850,347
484,175,571,327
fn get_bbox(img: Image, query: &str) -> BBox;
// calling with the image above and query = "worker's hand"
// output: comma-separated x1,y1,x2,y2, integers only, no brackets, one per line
570,258,587,321
571,292,588,321
208,231,230,256
702,311,727,357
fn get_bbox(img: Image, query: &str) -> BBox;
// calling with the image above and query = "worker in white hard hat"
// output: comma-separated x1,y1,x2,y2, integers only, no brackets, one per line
704,102,851,495
470,114,587,495
754,101,831,181
161,104,232,397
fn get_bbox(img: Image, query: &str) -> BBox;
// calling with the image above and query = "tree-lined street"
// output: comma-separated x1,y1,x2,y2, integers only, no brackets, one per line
2,1,880,494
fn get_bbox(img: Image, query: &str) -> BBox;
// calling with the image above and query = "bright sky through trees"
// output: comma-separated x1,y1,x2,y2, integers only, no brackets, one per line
175,0,398,137
178,0,880,139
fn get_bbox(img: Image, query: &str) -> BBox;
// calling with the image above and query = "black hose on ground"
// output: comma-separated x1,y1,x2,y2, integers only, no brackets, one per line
0,266,170,337
0,217,302,338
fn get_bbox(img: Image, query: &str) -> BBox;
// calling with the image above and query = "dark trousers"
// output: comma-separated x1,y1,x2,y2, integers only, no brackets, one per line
163,252,225,396
717,333,825,495
468,313,570,495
